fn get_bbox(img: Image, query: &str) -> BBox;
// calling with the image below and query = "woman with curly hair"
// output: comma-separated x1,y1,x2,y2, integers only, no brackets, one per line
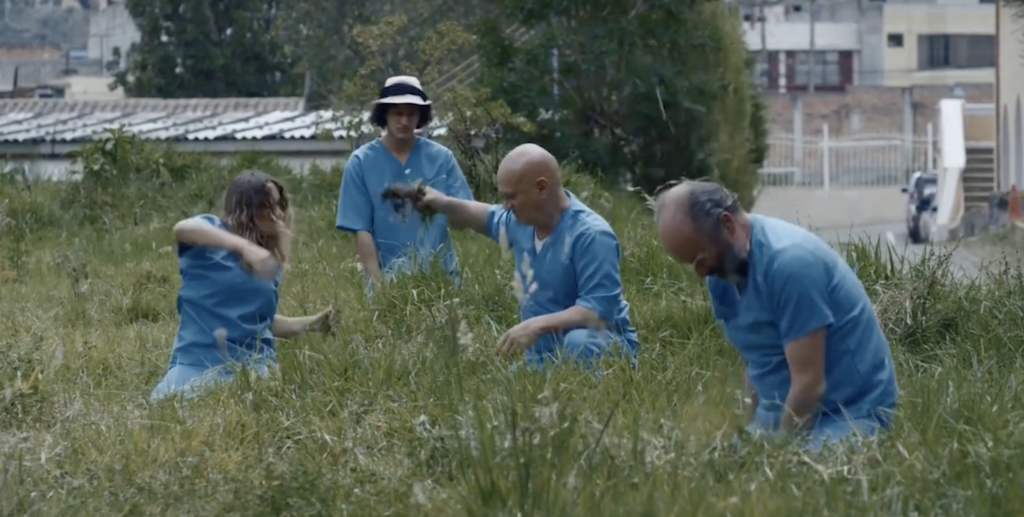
149,171,334,402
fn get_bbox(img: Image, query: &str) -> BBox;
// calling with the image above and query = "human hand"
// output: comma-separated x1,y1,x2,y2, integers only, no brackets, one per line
308,305,336,334
496,318,543,356
240,243,280,280
414,186,446,211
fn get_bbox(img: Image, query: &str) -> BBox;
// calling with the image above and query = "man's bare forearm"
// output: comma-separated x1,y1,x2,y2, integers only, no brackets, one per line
434,197,491,234
532,306,603,334
780,379,824,432
354,231,383,280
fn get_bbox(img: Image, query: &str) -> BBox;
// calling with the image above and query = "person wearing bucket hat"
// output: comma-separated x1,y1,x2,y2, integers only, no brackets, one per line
335,75,474,291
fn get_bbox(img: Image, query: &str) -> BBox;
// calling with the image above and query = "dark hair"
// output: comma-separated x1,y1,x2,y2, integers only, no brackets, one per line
685,181,742,234
654,179,742,235
222,170,294,262
370,103,433,130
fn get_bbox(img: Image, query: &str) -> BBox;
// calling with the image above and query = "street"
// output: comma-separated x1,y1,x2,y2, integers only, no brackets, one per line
812,222,1013,280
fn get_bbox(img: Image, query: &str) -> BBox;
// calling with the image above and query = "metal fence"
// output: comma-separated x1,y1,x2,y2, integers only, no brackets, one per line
758,123,936,189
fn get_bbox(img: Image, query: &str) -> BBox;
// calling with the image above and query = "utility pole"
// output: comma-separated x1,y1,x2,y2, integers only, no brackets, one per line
759,1,768,88
808,0,817,92
550,16,559,102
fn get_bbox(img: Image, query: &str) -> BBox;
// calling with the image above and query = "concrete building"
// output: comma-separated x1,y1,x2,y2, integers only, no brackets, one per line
37,75,124,99
741,0,995,90
86,1,138,74
741,3,865,92
881,2,995,87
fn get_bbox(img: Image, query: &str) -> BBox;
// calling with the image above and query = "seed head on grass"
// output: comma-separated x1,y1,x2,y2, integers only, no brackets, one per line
511,252,539,304
498,224,511,261
457,320,475,351
511,271,524,303
214,327,228,360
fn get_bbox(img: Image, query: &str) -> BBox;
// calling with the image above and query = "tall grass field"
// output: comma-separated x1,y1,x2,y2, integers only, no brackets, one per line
2,135,1024,515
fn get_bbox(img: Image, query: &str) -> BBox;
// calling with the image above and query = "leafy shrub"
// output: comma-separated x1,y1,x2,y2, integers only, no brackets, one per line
473,0,767,207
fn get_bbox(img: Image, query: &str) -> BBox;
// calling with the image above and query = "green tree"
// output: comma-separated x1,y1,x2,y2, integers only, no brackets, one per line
113,0,301,98
473,0,767,207
275,0,496,108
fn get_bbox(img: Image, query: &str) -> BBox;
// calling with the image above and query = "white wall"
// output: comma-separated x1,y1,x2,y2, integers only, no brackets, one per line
882,3,995,87
743,22,860,51
87,3,140,73
997,1,1024,190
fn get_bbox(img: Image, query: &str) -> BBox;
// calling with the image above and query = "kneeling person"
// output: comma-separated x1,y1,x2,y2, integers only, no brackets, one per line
418,144,640,368
655,180,899,450
150,172,335,402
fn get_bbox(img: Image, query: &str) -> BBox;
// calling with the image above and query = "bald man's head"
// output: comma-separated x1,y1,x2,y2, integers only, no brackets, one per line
495,144,564,226
654,180,751,283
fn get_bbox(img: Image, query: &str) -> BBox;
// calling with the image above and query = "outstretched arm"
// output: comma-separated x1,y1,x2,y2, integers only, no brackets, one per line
272,307,335,339
430,195,494,235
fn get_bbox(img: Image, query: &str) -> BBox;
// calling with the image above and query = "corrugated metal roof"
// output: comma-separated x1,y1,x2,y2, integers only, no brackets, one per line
0,97,306,115
0,99,451,143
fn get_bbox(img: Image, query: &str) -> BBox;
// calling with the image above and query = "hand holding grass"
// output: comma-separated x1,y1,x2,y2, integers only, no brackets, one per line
380,183,439,223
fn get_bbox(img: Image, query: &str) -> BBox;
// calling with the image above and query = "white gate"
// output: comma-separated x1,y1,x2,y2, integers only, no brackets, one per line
758,123,936,189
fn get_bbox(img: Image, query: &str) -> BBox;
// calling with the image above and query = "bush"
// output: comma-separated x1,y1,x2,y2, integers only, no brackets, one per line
2,139,1024,514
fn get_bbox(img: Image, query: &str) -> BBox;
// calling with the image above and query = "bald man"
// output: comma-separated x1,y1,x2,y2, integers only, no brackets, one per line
655,180,898,451
416,144,639,369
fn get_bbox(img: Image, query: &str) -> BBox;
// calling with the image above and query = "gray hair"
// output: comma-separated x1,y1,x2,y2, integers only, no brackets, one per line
653,179,742,235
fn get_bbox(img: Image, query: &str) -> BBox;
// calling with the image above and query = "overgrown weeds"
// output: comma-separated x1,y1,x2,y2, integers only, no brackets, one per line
1,137,1024,514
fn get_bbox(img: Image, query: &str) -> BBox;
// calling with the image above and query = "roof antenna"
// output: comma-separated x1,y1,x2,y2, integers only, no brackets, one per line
301,71,312,112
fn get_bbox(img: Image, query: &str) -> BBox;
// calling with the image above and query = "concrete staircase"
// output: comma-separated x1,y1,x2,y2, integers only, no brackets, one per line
963,145,996,211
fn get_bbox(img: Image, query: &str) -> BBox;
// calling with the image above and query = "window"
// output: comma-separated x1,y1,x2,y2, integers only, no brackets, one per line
917,34,995,70
887,33,904,48
793,51,842,86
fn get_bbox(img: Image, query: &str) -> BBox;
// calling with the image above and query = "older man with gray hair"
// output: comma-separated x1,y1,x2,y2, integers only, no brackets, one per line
654,180,899,451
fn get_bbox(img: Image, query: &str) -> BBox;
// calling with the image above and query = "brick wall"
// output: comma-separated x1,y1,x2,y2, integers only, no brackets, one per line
764,84,995,137
0,44,62,61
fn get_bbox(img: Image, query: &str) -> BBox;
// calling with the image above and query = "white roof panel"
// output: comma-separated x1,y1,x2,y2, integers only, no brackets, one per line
54,112,170,142
0,112,87,140
120,112,212,137
277,110,348,139
39,112,129,142
144,112,256,140
0,112,36,129
185,111,303,140
0,106,443,142
231,110,335,139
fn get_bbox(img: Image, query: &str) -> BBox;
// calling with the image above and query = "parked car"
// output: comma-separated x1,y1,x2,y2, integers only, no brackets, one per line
901,170,938,244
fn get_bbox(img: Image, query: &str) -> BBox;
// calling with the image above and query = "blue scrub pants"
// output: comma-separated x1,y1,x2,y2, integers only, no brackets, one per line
516,327,639,372
744,408,892,452
149,361,276,403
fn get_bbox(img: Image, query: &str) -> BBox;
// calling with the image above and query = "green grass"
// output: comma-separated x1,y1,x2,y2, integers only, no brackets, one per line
4,146,1024,515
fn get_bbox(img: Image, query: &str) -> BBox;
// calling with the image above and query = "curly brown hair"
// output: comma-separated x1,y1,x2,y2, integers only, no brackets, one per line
221,170,294,264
